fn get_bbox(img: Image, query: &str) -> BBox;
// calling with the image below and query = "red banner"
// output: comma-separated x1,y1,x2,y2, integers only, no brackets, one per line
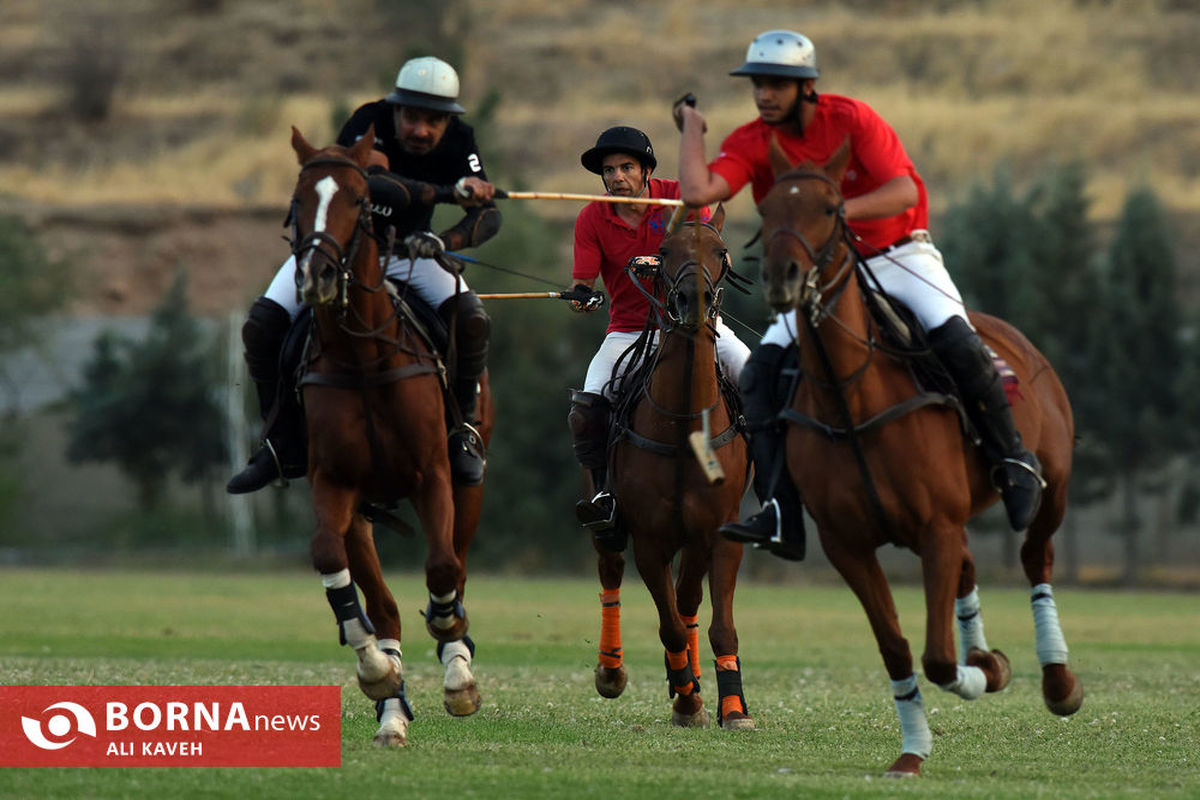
0,686,341,767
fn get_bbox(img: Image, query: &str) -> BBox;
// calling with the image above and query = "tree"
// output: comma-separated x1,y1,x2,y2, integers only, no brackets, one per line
66,272,227,510
0,214,71,530
1087,187,1189,584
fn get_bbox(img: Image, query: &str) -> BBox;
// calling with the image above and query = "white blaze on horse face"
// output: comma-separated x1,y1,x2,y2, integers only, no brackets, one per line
313,175,338,235
298,175,340,299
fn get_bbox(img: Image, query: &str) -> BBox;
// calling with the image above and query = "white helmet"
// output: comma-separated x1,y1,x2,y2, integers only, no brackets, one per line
385,56,465,114
730,30,819,80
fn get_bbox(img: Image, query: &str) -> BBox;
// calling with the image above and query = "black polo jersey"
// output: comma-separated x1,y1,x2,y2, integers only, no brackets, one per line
336,100,490,241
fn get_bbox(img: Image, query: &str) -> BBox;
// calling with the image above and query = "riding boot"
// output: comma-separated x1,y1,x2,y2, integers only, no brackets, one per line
440,293,490,487
227,297,308,494
928,316,1046,531
718,343,806,561
567,390,623,551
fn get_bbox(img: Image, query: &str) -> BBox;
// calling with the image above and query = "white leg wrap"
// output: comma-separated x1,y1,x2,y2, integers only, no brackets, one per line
378,638,401,657
429,589,459,631
321,568,352,589
442,640,474,692
955,588,989,664
1031,583,1069,665
891,674,932,759
938,665,987,700
341,617,376,652
375,698,411,746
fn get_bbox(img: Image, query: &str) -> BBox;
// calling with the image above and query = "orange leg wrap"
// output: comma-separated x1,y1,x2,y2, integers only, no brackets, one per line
598,590,622,669
682,614,701,679
716,654,746,718
666,648,694,695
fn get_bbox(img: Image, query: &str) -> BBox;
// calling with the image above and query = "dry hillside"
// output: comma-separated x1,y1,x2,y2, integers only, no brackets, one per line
1,0,1198,315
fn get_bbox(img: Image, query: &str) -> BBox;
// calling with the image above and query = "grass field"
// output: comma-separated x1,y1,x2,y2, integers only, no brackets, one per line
1,567,1198,798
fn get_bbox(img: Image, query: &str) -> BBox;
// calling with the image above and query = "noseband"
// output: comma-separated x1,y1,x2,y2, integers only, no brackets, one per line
764,170,856,326
291,156,377,311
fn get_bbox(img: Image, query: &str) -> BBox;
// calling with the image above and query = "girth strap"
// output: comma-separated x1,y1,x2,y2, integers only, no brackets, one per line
299,361,443,389
779,391,961,439
617,421,741,457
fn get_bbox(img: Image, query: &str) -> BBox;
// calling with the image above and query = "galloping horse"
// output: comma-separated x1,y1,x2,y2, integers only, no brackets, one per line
757,140,1082,775
593,207,754,730
288,126,493,747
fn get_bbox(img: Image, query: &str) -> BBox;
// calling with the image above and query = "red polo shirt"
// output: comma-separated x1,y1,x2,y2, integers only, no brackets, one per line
573,178,711,334
710,93,927,250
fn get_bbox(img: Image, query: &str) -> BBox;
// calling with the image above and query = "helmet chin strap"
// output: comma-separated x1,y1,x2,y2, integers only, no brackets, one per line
779,86,818,133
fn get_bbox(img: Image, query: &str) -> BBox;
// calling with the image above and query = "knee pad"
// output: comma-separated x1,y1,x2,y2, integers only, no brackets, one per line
568,390,611,468
739,344,789,428
242,297,291,378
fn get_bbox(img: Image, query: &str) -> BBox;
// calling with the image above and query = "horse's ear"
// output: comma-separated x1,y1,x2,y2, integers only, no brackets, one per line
768,134,794,178
825,137,852,183
292,126,318,166
349,124,376,167
709,203,725,232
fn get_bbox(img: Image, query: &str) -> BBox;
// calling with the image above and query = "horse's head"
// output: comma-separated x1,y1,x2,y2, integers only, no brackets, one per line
758,137,853,317
289,125,378,308
658,205,729,333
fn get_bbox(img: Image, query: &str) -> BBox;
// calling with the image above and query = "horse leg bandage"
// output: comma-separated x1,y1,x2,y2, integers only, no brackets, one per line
438,636,475,692
665,649,698,697
955,587,989,663
322,572,375,649
891,674,933,759
715,655,748,724
425,590,464,632
1032,583,1069,665
937,665,987,700
682,614,701,680
599,590,623,669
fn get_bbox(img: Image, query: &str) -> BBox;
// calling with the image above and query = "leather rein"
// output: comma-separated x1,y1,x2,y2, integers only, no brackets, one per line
291,156,441,388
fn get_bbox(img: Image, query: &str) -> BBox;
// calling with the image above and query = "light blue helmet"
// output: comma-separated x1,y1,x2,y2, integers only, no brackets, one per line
730,30,819,80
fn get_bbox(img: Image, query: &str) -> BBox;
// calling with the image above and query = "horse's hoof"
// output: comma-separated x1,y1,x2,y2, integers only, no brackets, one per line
1043,664,1084,716
883,753,923,777
444,685,482,717
373,719,409,748
671,705,710,728
595,664,627,699
720,711,756,731
967,647,1012,692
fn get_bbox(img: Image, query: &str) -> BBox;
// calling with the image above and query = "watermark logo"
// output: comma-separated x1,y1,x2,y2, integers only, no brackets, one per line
21,701,98,750
1,686,341,767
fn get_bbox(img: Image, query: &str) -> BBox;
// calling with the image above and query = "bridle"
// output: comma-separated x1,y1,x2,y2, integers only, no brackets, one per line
632,220,730,336
763,169,856,327
289,156,383,313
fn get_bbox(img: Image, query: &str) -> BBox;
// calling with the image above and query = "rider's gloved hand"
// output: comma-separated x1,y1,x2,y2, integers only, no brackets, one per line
564,283,604,313
404,231,445,260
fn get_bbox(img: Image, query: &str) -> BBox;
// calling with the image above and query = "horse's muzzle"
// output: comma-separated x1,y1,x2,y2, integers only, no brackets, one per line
762,259,801,314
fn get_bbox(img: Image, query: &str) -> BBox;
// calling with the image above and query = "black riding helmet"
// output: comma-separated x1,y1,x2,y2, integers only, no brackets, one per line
580,126,657,175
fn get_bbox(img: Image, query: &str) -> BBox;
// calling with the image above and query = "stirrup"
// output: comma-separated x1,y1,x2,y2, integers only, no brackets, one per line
992,456,1048,490
576,491,616,531
448,423,486,486
719,498,780,545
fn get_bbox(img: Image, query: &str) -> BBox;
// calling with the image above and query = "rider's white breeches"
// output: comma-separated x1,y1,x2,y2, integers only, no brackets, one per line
583,317,750,398
759,234,967,348
264,255,471,319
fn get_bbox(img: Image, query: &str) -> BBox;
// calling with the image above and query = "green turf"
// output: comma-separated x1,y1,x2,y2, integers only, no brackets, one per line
1,567,1198,798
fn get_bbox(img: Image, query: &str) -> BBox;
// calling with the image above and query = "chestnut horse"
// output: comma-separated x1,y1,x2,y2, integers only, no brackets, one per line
594,207,754,730
757,141,1082,775
289,127,493,747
